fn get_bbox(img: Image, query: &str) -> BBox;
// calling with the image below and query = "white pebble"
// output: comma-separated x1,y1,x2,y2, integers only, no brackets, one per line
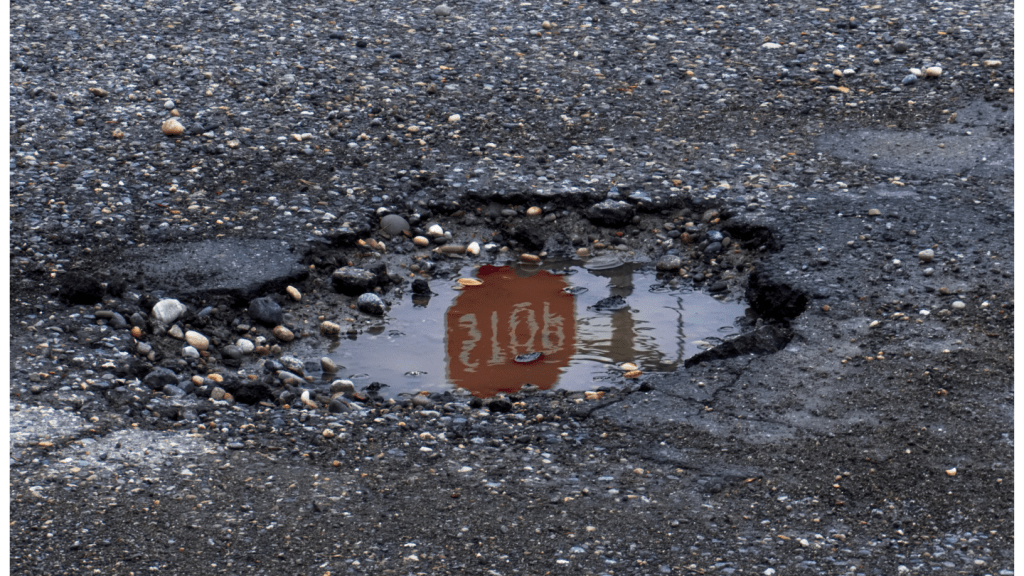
152,298,187,324
447,114,461,123
923,267,934,276
163,100,176,109
167,324,184,340
427,224,444,237
466,241,480,256
909,68,923,77
951,301,965,309
918,249,935,262
760,42,782,49
236,338,255,354
925,66,942,77
182,346,200,358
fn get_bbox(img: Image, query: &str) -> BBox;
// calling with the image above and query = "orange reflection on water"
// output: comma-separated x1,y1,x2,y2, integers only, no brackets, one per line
445,265,577,398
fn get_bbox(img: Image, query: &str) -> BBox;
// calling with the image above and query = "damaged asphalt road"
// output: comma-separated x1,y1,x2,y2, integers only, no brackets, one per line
9,0,1013,574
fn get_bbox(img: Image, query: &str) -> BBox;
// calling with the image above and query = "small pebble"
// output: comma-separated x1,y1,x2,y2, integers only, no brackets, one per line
413,236,430,247
321,357,339,373
520,253,541,263
918,249,935,262
161,118,184,136
526,206,542,216
182,346,200,359
273,325,295,342
923,267,935,276
167,324,185,340
447,114,461,123
236,338,255,354
152,298,187,324
427,224,444,237
867,208,881,216
286,286,302,301
357,293,386,315
466,241,480,256
433,4,451,16
331,380,356,395
951,301,966,310
983,60,1002,68
902,74,918,85
184,330,209,351
925,66,942,77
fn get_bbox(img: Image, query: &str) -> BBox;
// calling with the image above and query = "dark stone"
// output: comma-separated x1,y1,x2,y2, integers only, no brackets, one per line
329,397,352,413
380,214,410,236
586,199,635,228
708,281,728,293
332,267,378,295
683,323,793,367
143,367,178,391
486,397,513,412
411,278,431,295
162,384,187,397
367,262,390,286
745,268,808,320
221,374,274,405
57,272,104,305
248,296,284,326
512,227,546,252
704,241,723,255
591,295,629,311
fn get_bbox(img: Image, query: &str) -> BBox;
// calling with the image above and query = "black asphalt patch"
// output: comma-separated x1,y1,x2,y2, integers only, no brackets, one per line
127,239,309,300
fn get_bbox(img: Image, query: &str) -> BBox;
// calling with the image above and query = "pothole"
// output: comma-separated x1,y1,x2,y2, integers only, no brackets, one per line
316,259,749,398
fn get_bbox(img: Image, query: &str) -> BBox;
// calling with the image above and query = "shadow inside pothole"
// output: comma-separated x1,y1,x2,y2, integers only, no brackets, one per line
322,259,750,398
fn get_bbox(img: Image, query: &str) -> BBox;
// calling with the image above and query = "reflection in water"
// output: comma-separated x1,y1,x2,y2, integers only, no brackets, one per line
326,260,747,398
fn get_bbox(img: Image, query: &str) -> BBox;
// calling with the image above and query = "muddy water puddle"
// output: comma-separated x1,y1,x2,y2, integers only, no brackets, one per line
324,260,748,398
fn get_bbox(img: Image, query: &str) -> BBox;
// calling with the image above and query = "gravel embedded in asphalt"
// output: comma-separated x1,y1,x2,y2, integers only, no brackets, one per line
9,0,1014,573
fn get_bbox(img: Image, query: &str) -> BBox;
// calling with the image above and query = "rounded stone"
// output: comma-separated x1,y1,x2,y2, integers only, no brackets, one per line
184,330,209,351
273,325,295,342
321,321,342,335
222,345,243,360
951,301,966,310
656,255,683,271
182,346,201,359
152,299,187,324
236,338,255,354
867,208,882,216
161,118,184,136
248,296,284,326
143,367,178,391
330,379,356,395
380,214,410,236
918,249,935,262
321,357,339,373
357,293,386,315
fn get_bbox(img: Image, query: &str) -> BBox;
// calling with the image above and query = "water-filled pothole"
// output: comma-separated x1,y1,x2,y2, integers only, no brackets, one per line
325,259,749,398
